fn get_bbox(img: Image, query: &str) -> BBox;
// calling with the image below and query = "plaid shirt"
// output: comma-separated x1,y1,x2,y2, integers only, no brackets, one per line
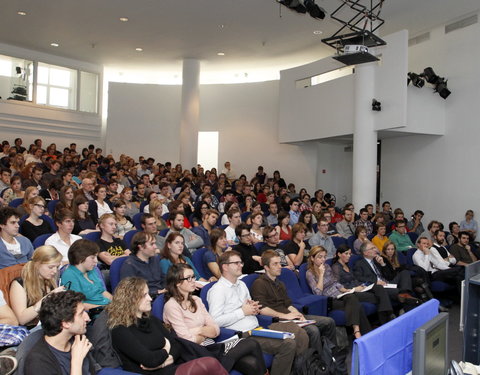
354,219,374,236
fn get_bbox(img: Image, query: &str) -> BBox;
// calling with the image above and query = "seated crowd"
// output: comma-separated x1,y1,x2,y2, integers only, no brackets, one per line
0,137,476,374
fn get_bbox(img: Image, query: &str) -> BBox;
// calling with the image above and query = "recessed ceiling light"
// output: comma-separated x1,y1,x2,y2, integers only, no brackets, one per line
17,11,27,16
119,17,129,22
135,48,143,52
313,30,323,35
217,52,225,56
219,24,225,29
50,43,59,47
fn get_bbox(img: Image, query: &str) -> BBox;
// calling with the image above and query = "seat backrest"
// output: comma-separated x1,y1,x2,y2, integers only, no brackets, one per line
298,263,312,294
41,214,57,232
15,328,44,375
277,268,304,302
83,231,101,242
9,198,24,208
348,254,363,269
110,256,129,291
151,294,165,320
241,273,259,290
347,235,356,250
139,200,148,212
161,213,169,221
279,239,289,248
159,228,170,237
132,212,143,230
407,232,419,245
47,199,59,216
191,247,209,279
199,281,216,310
220,224,228,229
33,233,53,249
332,236,347,249
241,212,251,222
312,223,318,233
397,251,407,265
123,229,139,249
406,248,417,266
254,242,265,253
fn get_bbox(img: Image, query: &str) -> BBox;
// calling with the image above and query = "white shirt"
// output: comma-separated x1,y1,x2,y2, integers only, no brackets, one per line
207,276,258,331
45,232,82,262
412,247,450,273
225,226,238,244
96,200,113,217
1,238,21,256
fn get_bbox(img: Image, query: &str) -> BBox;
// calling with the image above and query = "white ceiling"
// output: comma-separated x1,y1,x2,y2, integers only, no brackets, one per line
0,0,479,77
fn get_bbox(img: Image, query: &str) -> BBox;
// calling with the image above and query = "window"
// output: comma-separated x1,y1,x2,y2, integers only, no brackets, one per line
0,54,33,102
37,63,77,110
79,71,98,113
197,132,219,171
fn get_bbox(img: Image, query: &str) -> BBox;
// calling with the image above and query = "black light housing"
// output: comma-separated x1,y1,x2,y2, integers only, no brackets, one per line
435,79,451,99
423,67,440,84
407,72,425,88
278,0,325,19
372,99,381,111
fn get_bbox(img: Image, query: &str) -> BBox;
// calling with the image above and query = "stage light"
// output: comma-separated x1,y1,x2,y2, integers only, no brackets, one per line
423,67,440,84
278,0,325,19
435,79,451,99
372,99,381,111
407,72,425,88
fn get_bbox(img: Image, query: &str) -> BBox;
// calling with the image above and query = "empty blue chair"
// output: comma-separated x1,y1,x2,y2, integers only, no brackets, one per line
110,256,129,291
132,212,143,230
192,247,209,279
9,198,24,208
123,229,139,249
32,233,52,249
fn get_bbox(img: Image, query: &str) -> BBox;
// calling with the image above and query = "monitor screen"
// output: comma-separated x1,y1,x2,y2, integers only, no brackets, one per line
413,312,449,375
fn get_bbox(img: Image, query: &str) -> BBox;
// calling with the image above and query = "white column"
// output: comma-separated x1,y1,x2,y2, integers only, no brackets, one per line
179,59,200,168
352,63,377,209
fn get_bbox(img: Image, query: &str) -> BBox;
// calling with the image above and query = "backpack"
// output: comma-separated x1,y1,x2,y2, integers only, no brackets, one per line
291,336,337,375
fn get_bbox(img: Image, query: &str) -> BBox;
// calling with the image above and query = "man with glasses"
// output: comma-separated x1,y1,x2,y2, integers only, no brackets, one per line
207,250,296,375
0,207,34,269
389,220,415,252
261,226,295,270
233,224,262,274
308,218,336,259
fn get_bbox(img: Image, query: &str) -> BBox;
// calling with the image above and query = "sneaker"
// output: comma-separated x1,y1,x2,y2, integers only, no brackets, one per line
0,355,17,375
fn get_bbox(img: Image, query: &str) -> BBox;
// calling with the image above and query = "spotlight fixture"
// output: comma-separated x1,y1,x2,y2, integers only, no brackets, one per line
435,79,451,99
50,43,59,47
407,72,425,88
422,67,440,84
277,0,326,20
372,99,381,111
15,67,22,75
17,11,27,16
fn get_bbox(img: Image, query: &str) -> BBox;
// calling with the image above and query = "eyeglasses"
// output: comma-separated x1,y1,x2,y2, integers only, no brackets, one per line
34,204,45,208
226,261,244,266
180,275,196,282
240,233,251,238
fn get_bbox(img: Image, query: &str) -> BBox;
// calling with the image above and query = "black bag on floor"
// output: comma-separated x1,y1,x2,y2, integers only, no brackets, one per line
291,336,337,375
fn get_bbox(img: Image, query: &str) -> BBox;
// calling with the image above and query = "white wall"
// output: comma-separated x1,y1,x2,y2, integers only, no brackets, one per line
106,80,319,192
106,82,182,163
381,19,480,226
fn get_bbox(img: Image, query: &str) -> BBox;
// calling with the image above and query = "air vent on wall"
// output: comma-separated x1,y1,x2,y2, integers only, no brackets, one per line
445,14,478,34
408,32,430,47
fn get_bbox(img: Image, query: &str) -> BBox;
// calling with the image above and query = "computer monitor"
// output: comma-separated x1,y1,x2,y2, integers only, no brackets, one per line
412,312,449,375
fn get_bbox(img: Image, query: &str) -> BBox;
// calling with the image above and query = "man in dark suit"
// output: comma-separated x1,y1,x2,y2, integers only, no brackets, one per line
353,242,415,305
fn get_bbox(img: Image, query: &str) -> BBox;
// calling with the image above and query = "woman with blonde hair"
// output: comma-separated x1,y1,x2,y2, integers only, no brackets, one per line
9,245,64,328
20,196,54,242
16,186,39,216
306,245,371,338
107,277,228,375
149,199,168,231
